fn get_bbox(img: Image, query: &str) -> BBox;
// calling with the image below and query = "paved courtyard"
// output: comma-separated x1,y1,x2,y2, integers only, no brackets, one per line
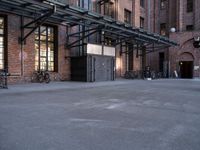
0,79,200,150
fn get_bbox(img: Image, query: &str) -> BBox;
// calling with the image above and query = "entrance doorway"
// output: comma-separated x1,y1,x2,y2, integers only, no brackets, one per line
179,61,193,78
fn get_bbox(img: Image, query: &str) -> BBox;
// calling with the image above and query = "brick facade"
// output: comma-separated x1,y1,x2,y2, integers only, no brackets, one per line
2,0,195,84
147,0,200,78
0,12,70,83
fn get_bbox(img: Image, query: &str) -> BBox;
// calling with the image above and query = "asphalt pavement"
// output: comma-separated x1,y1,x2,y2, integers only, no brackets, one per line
0,79,200,150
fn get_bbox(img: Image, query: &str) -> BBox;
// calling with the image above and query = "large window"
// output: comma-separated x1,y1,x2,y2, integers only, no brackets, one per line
0,17,5,69
124,9,132,25
35,25,57,71
187,0,193,12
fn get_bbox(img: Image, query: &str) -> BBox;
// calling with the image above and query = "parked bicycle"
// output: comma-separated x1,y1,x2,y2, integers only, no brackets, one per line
31,70,51,83
0,69,10,89
124,70,143,79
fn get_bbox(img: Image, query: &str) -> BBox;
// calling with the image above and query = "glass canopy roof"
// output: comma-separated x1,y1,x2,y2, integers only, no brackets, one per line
0,0,178,46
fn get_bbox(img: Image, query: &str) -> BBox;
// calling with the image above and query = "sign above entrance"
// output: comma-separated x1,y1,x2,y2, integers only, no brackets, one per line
42,0,67,6
87,43,115,57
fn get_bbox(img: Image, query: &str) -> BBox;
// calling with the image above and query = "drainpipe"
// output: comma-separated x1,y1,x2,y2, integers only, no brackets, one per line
20,16,24,77
142,46,146,72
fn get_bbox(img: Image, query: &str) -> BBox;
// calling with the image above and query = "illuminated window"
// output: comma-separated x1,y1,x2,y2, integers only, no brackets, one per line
187,0,193,12
0,17,5,70
160,23,167,36
35,25,57,71
124,9,132,25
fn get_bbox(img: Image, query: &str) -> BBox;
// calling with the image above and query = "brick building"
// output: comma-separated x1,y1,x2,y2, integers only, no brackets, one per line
0,0,176,84
146,0,200,78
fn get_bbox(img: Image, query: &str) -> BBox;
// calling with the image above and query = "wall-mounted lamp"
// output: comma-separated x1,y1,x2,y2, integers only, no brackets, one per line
170,27,176,33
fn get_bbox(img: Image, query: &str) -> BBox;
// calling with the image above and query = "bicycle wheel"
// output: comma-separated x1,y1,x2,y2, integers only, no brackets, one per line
151,72,156,80
44,73,51,83
38,74,44,83
0,76,3,88
31,72,38,83
124,71,130,79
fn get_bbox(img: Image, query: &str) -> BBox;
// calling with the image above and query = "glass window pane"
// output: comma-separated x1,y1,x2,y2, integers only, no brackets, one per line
40,26,47,41
35,25,55,71
35,41,39,70
48,27,54,41
0,17,4,70
40,42,47,57
0,17,4,34
0,29,3,35
48,42,54,71
35,28,39,40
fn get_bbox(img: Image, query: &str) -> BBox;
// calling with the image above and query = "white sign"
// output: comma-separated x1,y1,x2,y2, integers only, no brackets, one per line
87,43,116,56
104,46,115,56
87,43,102,55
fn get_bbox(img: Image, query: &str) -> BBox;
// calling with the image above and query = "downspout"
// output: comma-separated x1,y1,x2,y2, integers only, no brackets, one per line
20,16,24,77
147,0,151,68
132,0,134,70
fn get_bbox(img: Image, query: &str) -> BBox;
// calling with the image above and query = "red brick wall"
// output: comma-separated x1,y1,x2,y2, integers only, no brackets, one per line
6,0,200,82
147,0,200,78
169,32,200,78
0,12,71,84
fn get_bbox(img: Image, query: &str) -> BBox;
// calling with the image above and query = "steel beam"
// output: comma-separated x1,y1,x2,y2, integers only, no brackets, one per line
0,0,178,47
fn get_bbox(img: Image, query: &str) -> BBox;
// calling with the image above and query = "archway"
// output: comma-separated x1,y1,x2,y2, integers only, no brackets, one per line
179,52,194,79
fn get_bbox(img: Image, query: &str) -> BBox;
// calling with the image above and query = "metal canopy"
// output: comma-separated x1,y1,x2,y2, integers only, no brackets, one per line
0,0,178,48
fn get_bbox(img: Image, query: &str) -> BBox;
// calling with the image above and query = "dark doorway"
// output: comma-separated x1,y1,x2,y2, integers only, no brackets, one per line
128,50,133,71
179,61,193,78
159,52,165,72
71,55,115,82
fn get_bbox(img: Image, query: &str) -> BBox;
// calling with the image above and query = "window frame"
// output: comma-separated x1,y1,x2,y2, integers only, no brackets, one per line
140,0,145,8
104,1,115,18
160,0,167,9
160,23,167,36
104,36,114,46
187,0,193,13
35,24,58,72
0,15,7,70
140,17,144,29
124,9,132,25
